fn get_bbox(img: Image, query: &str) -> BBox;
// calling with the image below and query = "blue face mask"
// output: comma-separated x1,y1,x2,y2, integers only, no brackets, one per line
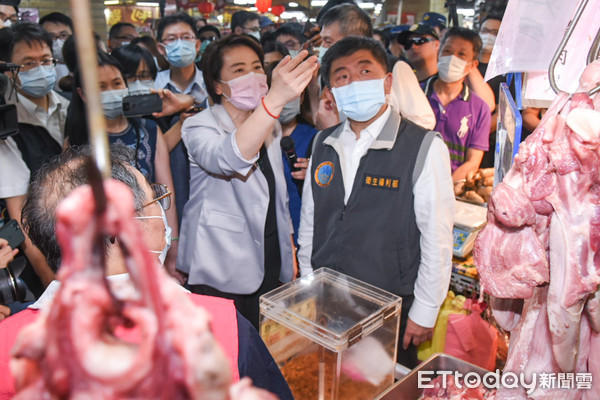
18,65,57,98
100,88,128,119
318,46,328,63
164,39,197,68
331,79,386,122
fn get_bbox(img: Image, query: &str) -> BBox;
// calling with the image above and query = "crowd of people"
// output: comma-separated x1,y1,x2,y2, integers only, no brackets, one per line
0,0,520,395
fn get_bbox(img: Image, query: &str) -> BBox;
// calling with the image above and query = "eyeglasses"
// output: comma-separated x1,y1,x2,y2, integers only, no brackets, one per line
480,28,499,36
200,36,218,42
0,11,18,23
19,58,57,72
50,32,71,41
242,26,260,33
141,183,172,211
127,71,153,82
161,35,196,45
282,40,301,50
405,36,436,50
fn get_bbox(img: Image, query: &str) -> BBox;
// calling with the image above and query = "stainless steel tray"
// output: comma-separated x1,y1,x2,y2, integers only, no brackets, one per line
376,353,491,400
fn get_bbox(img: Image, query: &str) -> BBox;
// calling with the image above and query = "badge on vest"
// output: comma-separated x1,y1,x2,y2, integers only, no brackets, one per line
363,174,400,191
315,161,334,187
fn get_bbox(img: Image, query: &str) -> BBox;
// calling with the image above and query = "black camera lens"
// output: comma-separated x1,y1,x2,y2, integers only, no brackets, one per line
0,267,26,305
123,102,130,111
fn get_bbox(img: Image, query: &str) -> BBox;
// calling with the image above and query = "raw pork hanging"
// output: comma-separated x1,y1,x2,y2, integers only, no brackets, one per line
474,60,600,400
9,179,276,400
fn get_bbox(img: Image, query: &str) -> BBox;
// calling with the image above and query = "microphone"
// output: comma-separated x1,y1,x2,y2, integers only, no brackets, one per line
281,136,300,172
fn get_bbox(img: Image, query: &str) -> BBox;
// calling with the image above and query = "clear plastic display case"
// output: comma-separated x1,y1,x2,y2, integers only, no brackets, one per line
260,268,402,400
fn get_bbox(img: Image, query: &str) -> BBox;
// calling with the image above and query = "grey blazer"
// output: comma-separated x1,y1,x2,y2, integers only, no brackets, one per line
177,104,294,293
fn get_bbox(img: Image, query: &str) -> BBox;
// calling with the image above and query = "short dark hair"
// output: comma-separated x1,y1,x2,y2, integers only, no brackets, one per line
0,22,53,62
201,34,264,105
111,43,158,81
480,13,503,28
274,23,307,44
230,10,259,33
321,35,388,88
22,145,145,273
263,41,289,57
62,32,106,73
316,0,356,25
109,22,136,40
198,25,221,39
441,27,482,59
39,12,73,31
319,3,372,38
156,13,198,42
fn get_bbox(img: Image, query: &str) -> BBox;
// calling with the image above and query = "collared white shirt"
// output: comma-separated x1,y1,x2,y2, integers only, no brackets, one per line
0,90,69,198
154,67,208,105
338,107,391,203
297,106,454,328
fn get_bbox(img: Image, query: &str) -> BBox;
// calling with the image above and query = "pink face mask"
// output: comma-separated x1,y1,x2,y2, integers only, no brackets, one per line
221,72,269,111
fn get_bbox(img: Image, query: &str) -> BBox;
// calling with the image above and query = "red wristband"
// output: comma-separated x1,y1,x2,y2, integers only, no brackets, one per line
261,97,280,119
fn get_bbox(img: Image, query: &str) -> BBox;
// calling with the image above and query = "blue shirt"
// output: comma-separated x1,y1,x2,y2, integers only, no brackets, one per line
281,123,318,245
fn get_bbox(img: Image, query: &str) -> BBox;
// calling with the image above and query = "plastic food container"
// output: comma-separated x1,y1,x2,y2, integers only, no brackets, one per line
260,268,402,400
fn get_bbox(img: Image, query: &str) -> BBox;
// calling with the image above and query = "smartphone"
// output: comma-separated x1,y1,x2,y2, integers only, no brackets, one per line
0,104,19,140
186,105,204,114
303,20,318,39
122,93,163,117
0,220,25,249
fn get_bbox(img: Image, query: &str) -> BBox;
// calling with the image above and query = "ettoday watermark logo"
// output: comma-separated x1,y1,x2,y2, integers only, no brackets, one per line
418,370,593,394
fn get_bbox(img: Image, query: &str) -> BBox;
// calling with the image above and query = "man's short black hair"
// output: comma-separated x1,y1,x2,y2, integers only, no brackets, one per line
22,145,145,273
108,22,136,40
321,35,388,88
316,0,355,25
263,41,289,57
441,27,482,59
39,12,73,31
230,10,259,33
200,34,264,105
198,25,221,39
319,3,372,38
156,13,197,42
274,23,307,44
0,21,53,62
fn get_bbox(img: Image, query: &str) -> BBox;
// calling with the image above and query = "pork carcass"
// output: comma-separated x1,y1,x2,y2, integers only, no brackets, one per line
474,60,600,399
10,179,277,400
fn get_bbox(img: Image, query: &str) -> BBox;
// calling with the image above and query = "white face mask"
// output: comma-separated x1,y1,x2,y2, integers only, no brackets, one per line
288,49,300,58
247,31,260,41
480,33,496,53
278,96,301,124
437,55,469,83
53,38,66,63
128,79,155,96
318,46,328,63
135,205,172,266
3,19,12,28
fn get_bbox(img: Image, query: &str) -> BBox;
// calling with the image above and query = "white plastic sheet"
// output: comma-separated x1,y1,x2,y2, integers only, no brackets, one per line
485,0,600,103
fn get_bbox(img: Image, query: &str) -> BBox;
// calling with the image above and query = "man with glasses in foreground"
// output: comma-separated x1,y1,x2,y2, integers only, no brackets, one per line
0,22,70,294
0,145,293,399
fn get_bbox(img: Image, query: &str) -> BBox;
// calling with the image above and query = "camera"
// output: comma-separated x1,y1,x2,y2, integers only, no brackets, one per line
0,263,27,305
0,104,19,140
0,220,27,305
122,93,162,117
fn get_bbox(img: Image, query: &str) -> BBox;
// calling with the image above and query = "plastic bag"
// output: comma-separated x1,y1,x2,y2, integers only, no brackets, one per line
417,291,468,361
485,0,600,100
444,300,498,371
